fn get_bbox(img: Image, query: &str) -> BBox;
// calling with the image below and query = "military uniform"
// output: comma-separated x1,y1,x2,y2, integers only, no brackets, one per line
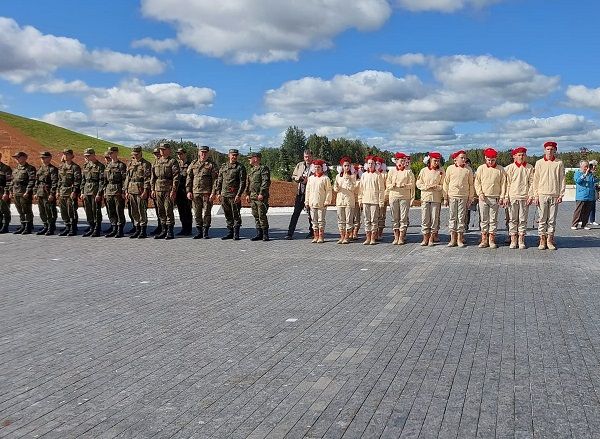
150,148,162,235
176,149,193,235
57,150,82,236
443,151,475,247
124,147,152,238
386,153,415,245
103,148,127,238
81,149,105,237
416,152,445,246
35,152,59,235
358,161,384,245
186,146,218,238
505,147,534,249
151,145,180,239
214,149,246,240
246,152,271,241
333,158,357,244
0,160,12,233
10,152,36,234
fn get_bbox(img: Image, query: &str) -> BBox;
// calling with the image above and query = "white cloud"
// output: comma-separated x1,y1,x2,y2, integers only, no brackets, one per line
0,17,165,83
140,0,391,63
24,79,91,94
40,110,92,129
382,53,428,67
396,0,502,13
131,37,179,53
486,102,528,118
499,114,595,140
566,85,600,111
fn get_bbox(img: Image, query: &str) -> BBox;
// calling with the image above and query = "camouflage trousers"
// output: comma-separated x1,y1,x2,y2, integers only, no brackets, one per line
155,191,175,226
83,194,102,226
59,195,78,226
13,193,33,222
38,196,57,224
0,197,10,220
192,193,213,228
221,196,242,228
250,197,269,229
128,194,148,226
105,193,125,226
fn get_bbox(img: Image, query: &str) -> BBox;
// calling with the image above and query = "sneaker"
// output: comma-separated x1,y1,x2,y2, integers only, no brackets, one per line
571,226,578,230
584,226,592,230
593,222,599,226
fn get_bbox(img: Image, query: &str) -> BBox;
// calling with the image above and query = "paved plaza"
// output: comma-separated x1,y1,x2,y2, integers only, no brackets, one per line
1,202,600,438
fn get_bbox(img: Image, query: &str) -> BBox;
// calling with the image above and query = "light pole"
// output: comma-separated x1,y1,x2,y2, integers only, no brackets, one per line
96,123,108,139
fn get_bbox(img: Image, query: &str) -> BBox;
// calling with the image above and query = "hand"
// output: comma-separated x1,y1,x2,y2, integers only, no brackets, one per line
479,194,486,203
526,197,533,206
533,197,539,206
125,192,129,199
257,194,264,201
556,196,563,204
1,194,8,202
71,192,78,200
170,190,176,200
151,190,156,199
141,190,149,200
34,195,38,201
324,202,329,207
443,199,449,207
214,194,220,203
48,194,55,203
187,192,193,201
245,195,250,203
466,200,472,209
23,193,30,199
95,195,102,203
234,195,241,204
79,194,84,201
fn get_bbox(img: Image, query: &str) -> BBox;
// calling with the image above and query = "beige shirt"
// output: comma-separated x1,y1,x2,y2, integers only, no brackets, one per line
416,166,445,203
333,174,357,207
533,158,566,197
358,171,384,206
443,165,475,199
504,162,535,200
305,174,332,208
475,164,506,198
386,167,415,201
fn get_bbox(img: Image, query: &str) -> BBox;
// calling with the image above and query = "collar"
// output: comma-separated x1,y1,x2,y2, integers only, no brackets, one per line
396,165,405,171
315,172,324,177
514,161,526,167
455,164,465,168
367,169,375,173
428,165,439,170
544,156,556,161
486,163,497,168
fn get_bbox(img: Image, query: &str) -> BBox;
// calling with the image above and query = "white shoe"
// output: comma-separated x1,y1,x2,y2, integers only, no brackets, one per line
584,226,592,230
571,226,578,230
593,222,599,226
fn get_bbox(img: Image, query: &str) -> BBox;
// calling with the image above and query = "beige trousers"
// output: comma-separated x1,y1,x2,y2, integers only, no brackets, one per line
538,194,559,235
479,197,499,233
336,206,354,230
362,204,379,232
390,198,410,232
311,207,327,229
421,201,441,235
448,197,467,232
508,199,529,234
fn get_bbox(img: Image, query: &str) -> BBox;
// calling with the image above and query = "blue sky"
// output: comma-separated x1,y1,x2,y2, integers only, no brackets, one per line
1,0,600,153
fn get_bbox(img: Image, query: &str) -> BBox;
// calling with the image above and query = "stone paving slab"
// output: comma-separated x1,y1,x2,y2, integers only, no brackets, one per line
1,202,600,438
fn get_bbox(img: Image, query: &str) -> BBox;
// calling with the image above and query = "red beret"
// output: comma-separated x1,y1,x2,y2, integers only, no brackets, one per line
339,156,352,165
429,152,442,160
483,148,498,158
374,156,385,163
312,159,325,166
544,141,557,149
512,146,527,155
365,155,374,162
394,152,408,159
451,150,466,159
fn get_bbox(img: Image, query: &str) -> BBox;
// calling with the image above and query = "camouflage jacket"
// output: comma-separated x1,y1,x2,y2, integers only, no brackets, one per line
124,158,151,195
177,159,190,194
214,162,247,198
81,160,105,196
0,162,13,195
57,162,82,196
35,163,59,197
11,162,37,195
103,160,127,195
151,157,180,192
246,164,271,199
186,159,218,195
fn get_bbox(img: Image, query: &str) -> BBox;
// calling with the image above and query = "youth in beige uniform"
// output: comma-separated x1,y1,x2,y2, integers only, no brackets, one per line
504,147,534,249
533,141,565,250
375,156,388,241
474,148,506,249
304,159,332,243
416,152,444,246
350,164,363,240
443,150,474,247
333,157,357,244
386,152,415,245
359,156,385,245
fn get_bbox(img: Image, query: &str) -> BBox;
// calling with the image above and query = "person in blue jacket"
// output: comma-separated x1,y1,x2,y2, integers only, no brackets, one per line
571,160,598,230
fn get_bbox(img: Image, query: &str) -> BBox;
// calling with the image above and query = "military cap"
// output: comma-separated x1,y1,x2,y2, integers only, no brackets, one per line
483,148,498,158
132,146,142,153
158,142,171,150
107,146,119,153
103,151,111,158
451,150,466,159
12,151,27,158
250,151,261,158
39,151,52,158
512,146,527,155
83,148,95,155
429,152,442,160
228,148,239,155
62,148,74,155
152,147,160,154
199,145,210,152
543,141,558,149
176,148,186,154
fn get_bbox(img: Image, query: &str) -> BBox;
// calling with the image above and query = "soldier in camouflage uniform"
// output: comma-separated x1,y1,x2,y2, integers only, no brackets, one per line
149,147,163,236
10,151,36,234
103,146,127,238
0,151,13,234
213,148,246,240
57,149,82,236
151,142,180,240
176,148,193,236
34,151,59,236
124,146,152,239
186,145,218,239
245,151,271,241
80,148,105,237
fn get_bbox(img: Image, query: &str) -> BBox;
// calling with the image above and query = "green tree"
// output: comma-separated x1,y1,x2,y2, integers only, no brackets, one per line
279,126,306,181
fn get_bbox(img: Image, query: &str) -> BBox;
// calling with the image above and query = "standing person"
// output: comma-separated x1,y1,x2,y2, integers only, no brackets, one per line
124,146,152,239
504,146,535,249
103,146,127,238
533,141,565,250
333,157,357,244
34,152,58,236
151,142,180,240
57,149,82,236
443,150,475,248
10,151,36,234
304,159,332,243
349,163,363,240
186,145,218,239
0,152,12,234
587,160,598,225
375,156,388,241
474,148,506,249
80,148,105,237
213,149,246,240
175,148,193,236
149,147,163,236
245,151,271,241
285,150,314,240
359,156,385,245
386,152,415,245
416,152,445,246
571,160,597,231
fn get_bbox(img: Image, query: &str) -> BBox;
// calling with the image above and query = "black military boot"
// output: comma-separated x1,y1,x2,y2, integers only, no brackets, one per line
126,224,136,235
129,225,141,239
137,225,147,239
58,225,70,236
46,221,56,236
91,223,101,237
0,216,8,233
165,225,175,240
13,223,25,234
82,223,95,237
150,221,162,236
114,224,124,238
154,226,167,239
262,228,270,242
233,226,241,241
105,224,117,237
250,228,263,241
203,226,210,239
22,221,33,235
193,226,203,239
221,227,234,240
68,223,78,236
37,223,49,235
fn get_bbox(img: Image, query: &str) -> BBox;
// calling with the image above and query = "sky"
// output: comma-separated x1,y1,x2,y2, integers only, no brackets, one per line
1,0,600,154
